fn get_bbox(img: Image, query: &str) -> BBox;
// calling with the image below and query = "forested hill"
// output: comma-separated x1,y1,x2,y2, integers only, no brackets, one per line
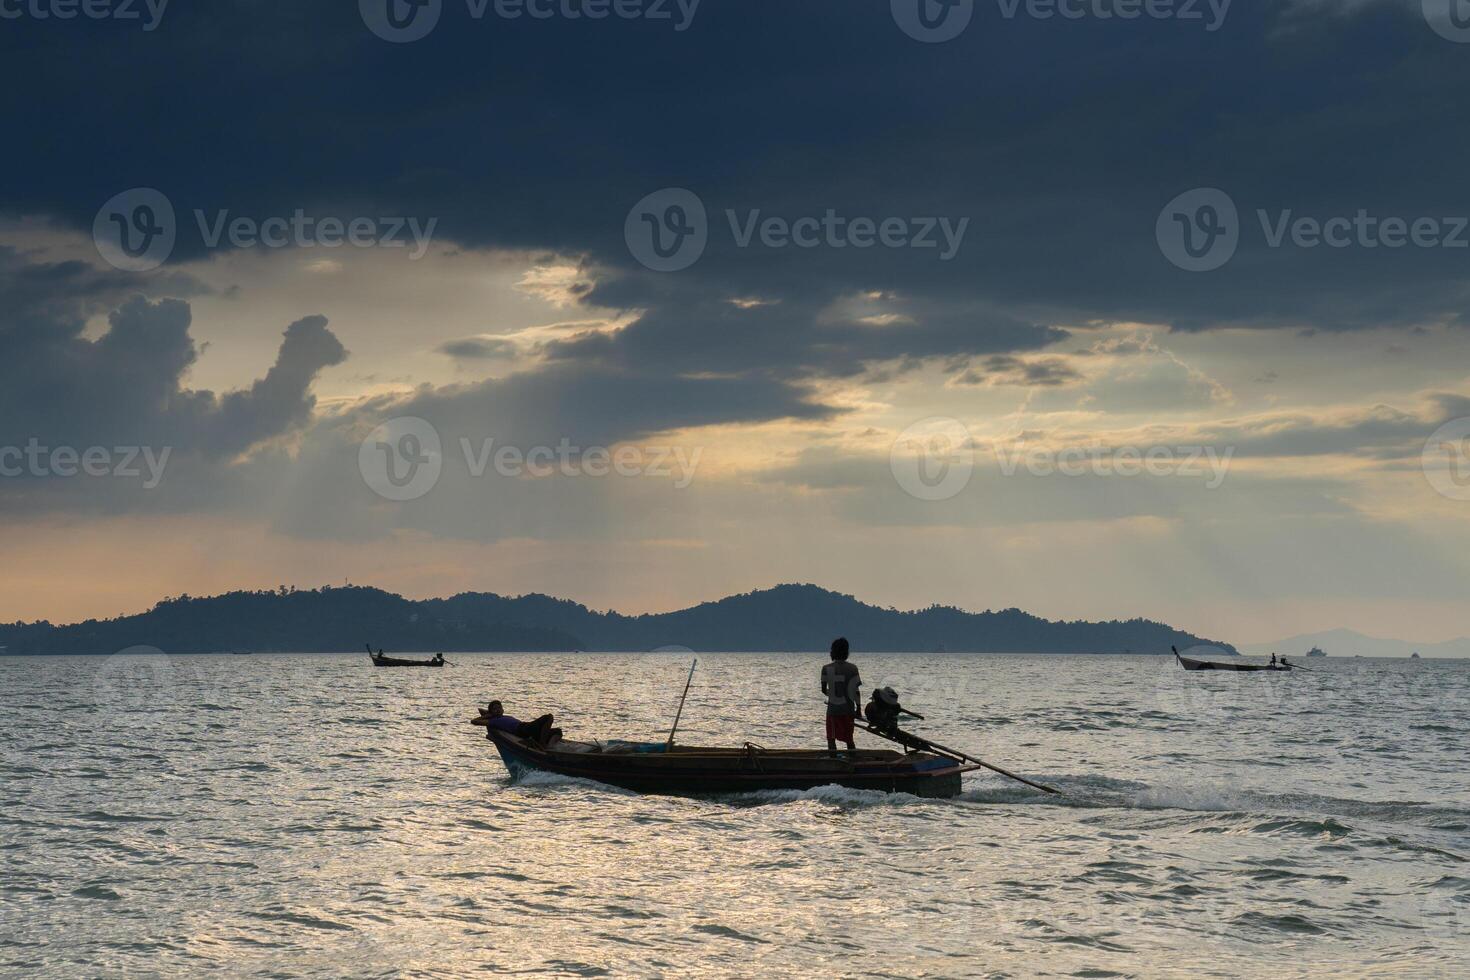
0,584,1236,656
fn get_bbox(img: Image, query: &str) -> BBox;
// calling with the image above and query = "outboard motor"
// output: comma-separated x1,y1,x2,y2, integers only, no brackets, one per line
865,686,906,734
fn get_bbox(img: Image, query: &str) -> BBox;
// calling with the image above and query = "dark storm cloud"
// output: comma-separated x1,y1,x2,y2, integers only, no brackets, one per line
541,290,1067,379
0,238,833,521
952,354,1083,388
763,442,1356,528
0,247,345,456
374,362,835,449
4,0,1467,362
439,337,519,361
1189,393,1470,461
203,315,348,457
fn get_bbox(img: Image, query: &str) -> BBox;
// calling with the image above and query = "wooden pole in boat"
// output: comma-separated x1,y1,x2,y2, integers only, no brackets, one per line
860,725,1063,796
666,658,697,748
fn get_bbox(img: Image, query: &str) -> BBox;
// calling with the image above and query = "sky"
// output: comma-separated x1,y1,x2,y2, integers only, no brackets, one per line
2,0,1469,645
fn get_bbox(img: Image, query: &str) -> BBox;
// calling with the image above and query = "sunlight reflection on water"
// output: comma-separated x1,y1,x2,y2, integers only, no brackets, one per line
1,653,1467,976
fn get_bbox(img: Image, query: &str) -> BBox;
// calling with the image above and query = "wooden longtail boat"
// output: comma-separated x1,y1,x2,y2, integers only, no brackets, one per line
368,645,444,668
1173,648,1290,672
471,721,978,798
371,654,443,667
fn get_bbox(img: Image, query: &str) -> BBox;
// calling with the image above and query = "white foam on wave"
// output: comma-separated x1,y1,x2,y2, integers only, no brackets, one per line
508,770,641,797
1130,783,1261,813
720,783,926,809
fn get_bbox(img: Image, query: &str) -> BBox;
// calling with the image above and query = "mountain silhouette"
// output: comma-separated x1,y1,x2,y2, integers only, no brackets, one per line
0,584,1235,656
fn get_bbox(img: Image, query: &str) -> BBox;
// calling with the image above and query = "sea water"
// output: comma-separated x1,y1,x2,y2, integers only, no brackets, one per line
1,653,1466,977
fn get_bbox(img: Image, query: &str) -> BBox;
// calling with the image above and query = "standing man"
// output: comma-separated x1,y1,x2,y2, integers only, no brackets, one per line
821,637,862,755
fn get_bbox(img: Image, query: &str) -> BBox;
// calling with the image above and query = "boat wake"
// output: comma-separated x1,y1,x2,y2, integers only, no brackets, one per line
957,775,1470,848
502,766,1467,844
717,784,935,809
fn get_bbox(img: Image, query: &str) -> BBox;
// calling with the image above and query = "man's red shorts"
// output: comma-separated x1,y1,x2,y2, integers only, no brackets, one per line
825,713,855,743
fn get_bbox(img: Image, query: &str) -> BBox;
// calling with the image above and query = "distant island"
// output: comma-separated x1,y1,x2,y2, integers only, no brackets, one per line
0,584,1237,656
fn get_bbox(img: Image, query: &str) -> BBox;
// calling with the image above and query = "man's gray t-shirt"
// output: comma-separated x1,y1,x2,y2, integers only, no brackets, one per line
821,661,861,716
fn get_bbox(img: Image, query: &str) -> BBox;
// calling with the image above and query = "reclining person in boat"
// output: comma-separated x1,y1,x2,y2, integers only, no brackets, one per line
476,700,558,745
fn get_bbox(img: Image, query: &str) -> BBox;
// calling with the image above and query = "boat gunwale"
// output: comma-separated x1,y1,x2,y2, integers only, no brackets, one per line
482,728,977,791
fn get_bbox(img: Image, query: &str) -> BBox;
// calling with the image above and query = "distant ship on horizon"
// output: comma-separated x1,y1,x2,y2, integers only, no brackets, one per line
1306,646,1327,657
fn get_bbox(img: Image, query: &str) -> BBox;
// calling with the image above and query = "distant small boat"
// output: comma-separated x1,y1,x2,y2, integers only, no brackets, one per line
1306,646,1327,657
367,645,444,668
1411,651,1421,659
1173,647,1291,672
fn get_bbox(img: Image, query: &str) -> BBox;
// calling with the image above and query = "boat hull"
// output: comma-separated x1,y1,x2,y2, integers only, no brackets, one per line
370,655,444,667
1176,654,1289,672
484,730,968,798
